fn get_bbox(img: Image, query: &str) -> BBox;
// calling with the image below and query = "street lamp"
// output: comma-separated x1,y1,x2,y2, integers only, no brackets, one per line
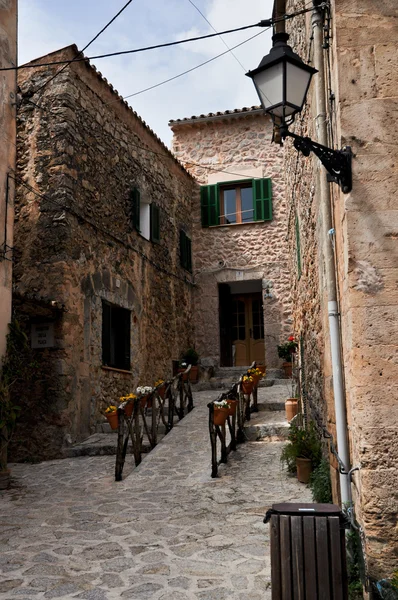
246,32,352,193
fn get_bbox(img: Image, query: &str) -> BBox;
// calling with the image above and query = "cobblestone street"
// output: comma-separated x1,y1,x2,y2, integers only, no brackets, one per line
1,389,311,599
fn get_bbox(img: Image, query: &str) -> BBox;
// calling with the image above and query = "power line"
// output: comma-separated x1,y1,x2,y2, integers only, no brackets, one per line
186,0,247,72
29,0,135,97
115,28,268,102
1,21,270,73
12,175,195,287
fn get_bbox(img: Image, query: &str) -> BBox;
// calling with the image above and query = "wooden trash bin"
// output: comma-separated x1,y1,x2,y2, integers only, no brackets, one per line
264,503,349,600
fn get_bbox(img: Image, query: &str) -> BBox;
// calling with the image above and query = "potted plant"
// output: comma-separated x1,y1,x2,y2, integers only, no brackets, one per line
213,400,229,426
179,348,199,382
105,405,118,430
281,421,321,483
277,336,298,377
154,379,166,399
241,375,254,395
136,386,154,408
247,367,263,387
285,395,299,422
119,393,137,417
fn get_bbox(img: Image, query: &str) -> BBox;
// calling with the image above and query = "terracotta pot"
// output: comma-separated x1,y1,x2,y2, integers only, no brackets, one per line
257,365,266,375
178,368,189,382
188,365,199,383
285,398,298,422
106,411,118,430
140,395,149,408
227,399,238,417
282,362,293,378
296,457,312,483
0,469,11,490
213,407,228,426
157,385,166,399
251,374,261,387
124,402,133,417
241,381,253,395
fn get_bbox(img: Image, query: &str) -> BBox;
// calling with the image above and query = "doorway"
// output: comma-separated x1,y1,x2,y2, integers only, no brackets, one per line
219,281,265,367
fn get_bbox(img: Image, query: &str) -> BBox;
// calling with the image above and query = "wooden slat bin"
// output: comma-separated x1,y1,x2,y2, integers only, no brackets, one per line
264,503,348,600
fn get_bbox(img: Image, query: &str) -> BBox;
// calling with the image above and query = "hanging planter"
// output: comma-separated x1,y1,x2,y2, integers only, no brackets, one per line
241,376,254,395
105,410,119,430
213,407,228,426
282,362,293,378
227,399,238,417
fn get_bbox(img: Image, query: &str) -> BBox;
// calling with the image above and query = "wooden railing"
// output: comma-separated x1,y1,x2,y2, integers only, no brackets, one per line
208,362,262,478
115,366,193,481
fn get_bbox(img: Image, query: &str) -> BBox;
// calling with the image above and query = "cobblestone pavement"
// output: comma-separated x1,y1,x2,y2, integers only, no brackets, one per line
0,389,311,600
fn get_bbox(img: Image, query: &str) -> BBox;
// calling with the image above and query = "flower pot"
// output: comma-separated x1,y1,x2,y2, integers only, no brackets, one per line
227,399,238,417
257,364,266,375
124,402,133,417
252,374,261,387
178,368,189,382
241,381,253,395
106,411,119,430
213,407,228,426
188,365,199,383
296,457,312,483
140,395,148,408
282,362,293,378
0,469,11,490
285,398,298,422
157,385,166,399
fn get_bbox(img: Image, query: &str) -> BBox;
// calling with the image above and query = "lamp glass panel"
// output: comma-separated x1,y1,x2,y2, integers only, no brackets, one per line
286,62,313,110
253,62,283,111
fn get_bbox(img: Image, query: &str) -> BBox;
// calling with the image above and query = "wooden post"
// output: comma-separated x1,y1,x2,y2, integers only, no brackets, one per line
167,384,174,431
237,388,245,444
115,409,125,481
151,392,157,448
208,403,218,478
178,377,184,419
132,398,142,466
252,385,258,412
220,421,227,463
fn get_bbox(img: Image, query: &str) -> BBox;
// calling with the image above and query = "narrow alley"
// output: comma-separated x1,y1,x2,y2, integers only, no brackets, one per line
1,386,311,599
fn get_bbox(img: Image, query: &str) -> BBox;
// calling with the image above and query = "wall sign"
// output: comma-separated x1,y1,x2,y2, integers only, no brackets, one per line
31,323,55,349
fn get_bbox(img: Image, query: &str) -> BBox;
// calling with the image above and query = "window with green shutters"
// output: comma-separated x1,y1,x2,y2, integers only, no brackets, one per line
180,229,192,272
200,178,272,227
130,187,141,232
129,187,161,244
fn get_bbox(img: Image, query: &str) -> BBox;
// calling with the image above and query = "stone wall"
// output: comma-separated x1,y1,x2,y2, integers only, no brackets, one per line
285,0,398,581
13,45,196,460
170,112,291,369
0,0,16,361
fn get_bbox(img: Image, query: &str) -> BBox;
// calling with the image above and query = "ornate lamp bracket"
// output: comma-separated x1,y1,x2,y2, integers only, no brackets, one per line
281,128,352,194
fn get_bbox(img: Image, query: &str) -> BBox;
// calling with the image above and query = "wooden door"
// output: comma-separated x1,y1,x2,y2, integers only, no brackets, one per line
231,294,264,366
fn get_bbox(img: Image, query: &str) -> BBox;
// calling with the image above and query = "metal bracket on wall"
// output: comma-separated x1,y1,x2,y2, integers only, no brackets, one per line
282,129,352,194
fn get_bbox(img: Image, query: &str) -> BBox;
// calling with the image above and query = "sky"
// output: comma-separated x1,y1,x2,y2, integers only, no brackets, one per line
18,0,274,145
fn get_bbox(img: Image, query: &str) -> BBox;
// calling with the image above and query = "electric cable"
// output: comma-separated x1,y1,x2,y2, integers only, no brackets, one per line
29,0,135,98
1,21,270,72
186,0,247,72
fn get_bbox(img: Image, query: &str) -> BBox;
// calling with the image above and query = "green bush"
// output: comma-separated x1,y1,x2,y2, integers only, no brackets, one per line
180,348,199,366
281,421,322,473
308,457,332,503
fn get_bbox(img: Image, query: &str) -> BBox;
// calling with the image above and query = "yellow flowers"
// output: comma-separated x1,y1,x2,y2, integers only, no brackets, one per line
154,379,165,387
242,375,253,383
105,405,117,414
247,367,263,378
119,393,137,403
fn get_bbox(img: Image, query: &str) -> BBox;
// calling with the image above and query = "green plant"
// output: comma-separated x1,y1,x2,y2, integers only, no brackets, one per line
347,530,364,600
281,421,322,473
180,347,199,366
308,457,333,503
277,338,298,362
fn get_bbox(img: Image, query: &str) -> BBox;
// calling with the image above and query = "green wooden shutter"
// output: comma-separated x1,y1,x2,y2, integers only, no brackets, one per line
295,214,302,279
130,187,141,231
200,184,219,227
150,203,160,243
253,178,272,221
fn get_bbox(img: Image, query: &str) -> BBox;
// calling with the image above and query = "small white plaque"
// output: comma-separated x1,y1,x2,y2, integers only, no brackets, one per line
236,271,244,281
31,323,55,348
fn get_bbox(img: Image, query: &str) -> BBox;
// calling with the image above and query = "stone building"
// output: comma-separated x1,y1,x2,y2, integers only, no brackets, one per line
169,108,291,372
13,45,196,461
272,0,398,585
0,0,17,361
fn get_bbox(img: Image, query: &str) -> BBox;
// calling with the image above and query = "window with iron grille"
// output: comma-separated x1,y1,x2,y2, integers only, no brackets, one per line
102,301,131,370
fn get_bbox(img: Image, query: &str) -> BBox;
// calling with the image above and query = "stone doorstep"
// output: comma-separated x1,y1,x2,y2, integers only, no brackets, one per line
244,421,290,441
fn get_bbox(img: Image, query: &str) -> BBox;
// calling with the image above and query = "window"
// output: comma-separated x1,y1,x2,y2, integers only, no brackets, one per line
102,301,131,370
200,178,272,228
130,187,160,243
180,229,192,272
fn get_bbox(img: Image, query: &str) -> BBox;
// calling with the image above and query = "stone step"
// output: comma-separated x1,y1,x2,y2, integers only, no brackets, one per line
244,420,290,441
62,432,167,458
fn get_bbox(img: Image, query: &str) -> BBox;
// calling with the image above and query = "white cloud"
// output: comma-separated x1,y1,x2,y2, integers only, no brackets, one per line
18,0,275,145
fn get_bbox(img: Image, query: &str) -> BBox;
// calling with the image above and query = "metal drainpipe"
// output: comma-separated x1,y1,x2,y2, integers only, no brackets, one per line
311,5,351,505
